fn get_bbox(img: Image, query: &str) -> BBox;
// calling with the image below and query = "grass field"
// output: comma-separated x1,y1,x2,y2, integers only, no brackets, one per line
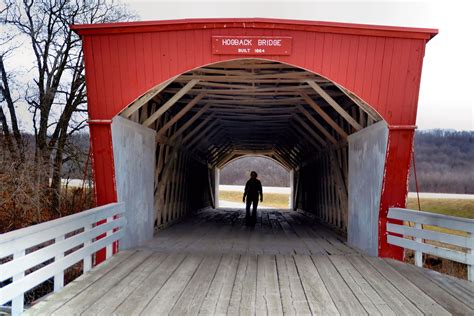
406,197,474,219
219,191,290,208
220,191,474,219
406,197,473,239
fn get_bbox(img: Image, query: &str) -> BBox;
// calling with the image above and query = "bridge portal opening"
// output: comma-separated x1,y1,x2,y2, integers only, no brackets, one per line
217,155,291,209
112,59,387,256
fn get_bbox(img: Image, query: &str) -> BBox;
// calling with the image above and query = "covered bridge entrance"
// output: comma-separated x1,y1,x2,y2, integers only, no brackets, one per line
73,18,437,260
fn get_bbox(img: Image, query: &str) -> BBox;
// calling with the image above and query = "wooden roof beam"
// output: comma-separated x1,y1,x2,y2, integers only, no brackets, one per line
294,115,327,147
143,79,200,127
306,80,362,131
168,103,211,143
297,105,338,145
334,83,381,122
207,140,231,161
290,119,323,151
270,152,293,170
120,76,176,118
275,144,299,167
215,150,236,168
156,92,205,137
283,131,309,159
189,126,223,149
182,115,217,145
273,147,296,169
300,92,348,139
232,149,275,155
212,145,234,166
207,141,230,161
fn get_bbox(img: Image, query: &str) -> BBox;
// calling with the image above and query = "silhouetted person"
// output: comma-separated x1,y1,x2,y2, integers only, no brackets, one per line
243,171,263,226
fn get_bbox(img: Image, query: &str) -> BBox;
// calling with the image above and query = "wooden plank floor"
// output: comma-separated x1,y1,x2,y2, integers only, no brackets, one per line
26,208,474,315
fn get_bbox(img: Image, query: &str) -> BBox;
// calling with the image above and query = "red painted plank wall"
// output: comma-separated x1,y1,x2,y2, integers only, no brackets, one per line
82,28,427,126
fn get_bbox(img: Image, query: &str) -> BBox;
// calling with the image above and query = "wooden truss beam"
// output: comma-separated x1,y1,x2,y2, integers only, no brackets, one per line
294,115,327,147
168,103,211,143
300,92,348,139
297,105,338,145
156,92,205,137
120,76,176,118
144,79,200,127
334,83,381,121
182,115,217,145
306,80,362,131
290,119,322,151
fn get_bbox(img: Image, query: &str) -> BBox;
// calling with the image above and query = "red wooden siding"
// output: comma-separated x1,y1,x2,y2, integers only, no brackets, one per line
81,27,428,126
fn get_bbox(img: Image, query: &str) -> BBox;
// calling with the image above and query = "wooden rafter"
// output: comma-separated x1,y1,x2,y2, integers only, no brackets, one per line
294,115,327,147
271,152,293,170
121,76,176,118
168,103,211,143
207,143,226,163
156,92,205,137
212,144,233,166
300,92,349,139
121,60,378,174
297,105,338,145
289,123,321,152
216,151,236,168
188,126,222,149
182,115,216,144
144,79,200,127
334,83,381,121
306,80,362,131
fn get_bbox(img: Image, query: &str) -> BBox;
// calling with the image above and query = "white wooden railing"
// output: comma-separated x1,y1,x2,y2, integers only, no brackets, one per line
0,203,126,316
387,207,473,281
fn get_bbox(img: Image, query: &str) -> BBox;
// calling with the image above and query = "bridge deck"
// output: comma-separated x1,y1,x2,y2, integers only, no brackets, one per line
26,208,474,315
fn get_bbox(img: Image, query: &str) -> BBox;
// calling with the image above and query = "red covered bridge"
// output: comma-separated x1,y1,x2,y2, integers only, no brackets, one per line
2,18,474,315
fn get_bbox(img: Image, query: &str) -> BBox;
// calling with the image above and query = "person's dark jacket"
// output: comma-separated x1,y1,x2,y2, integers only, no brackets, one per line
244,178,263,200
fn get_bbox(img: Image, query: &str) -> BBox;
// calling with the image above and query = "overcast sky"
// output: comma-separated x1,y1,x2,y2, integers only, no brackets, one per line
122,0,473,131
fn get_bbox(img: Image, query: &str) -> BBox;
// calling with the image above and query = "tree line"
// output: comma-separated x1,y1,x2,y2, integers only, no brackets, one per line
0,0,134,231
0,0,130,302
408,129,473,194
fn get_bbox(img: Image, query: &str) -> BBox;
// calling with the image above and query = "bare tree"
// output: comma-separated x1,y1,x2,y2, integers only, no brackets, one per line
0,0,135,214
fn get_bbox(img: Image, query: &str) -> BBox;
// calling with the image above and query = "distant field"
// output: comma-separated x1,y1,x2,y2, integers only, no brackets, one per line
406,197,474,219
220,192,474,219
219,191,289,208
406,197,473,240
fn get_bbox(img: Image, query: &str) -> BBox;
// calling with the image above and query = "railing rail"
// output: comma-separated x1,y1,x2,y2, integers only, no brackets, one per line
0,202,126,316
387,207,473,281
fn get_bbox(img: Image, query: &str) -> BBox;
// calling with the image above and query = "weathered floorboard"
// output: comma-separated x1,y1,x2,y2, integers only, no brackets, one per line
26,208,473,316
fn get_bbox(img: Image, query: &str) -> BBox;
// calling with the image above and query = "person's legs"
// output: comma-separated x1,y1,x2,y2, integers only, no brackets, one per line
251,198,258,225
245,198,252,225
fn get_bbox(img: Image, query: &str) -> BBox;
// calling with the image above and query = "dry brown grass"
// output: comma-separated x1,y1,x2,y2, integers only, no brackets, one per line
219,190,290,208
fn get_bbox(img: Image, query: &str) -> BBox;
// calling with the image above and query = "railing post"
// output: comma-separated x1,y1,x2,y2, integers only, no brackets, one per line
106,216,113,259
11,249,25,316
468,232,473,282
83,223,92,273
53,235,65,292
414,222,423,267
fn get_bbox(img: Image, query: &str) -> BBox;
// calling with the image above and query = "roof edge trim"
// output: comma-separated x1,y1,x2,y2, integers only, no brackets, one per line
71,17,438,41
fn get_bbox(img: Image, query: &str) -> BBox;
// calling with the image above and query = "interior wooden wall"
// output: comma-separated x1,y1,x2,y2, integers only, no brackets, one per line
295,144,349,234
127,104,215,231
